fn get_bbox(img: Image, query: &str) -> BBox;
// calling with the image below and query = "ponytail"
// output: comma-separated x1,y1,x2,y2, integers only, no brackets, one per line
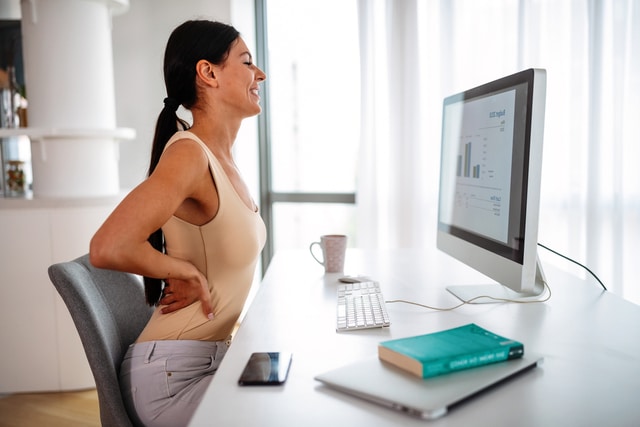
143,100,191,306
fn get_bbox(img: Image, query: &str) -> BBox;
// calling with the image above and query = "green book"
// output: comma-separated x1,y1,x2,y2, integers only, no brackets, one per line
378,323,524,379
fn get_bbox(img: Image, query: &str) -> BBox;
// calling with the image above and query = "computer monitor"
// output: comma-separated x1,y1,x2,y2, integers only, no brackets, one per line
436,68,547,302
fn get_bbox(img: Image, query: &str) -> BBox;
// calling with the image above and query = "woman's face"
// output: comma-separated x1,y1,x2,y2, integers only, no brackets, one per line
214,37,266,118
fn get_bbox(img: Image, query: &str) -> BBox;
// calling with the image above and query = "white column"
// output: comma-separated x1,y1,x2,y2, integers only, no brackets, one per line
20,0,131,197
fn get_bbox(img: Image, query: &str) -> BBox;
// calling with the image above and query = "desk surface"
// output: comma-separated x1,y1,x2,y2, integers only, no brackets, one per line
189,249,640,427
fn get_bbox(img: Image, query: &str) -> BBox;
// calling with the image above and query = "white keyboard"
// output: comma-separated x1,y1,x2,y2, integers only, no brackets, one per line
336,281,391,331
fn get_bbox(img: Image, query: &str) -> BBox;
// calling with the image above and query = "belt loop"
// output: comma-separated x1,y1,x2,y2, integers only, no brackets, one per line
215,338,231,361
144,341,156,364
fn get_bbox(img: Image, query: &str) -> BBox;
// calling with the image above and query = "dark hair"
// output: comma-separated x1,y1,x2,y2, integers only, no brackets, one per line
144,20,240,306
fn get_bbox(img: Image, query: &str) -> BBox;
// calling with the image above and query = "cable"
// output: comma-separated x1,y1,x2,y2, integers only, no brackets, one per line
537,242,607,290
386,279,551,311
385,242,606,312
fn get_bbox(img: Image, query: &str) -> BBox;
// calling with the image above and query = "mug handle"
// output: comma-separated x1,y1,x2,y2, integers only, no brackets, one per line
309,241,324,265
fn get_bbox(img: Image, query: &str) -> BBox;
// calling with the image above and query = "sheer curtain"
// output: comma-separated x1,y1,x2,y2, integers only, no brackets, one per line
356,0,640,304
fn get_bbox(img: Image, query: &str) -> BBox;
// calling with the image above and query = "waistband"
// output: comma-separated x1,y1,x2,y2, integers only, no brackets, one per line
124,339,231,362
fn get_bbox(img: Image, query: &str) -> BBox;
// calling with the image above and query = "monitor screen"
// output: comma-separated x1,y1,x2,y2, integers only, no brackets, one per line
437,69,547,302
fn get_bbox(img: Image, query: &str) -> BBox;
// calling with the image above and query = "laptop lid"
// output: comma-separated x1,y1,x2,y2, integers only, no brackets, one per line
314,354,541,420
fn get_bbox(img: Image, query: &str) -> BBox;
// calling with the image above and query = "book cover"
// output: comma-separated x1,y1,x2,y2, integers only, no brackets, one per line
378,323,524,378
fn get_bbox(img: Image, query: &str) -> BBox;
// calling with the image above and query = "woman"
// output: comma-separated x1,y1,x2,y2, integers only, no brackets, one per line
90,20,266,426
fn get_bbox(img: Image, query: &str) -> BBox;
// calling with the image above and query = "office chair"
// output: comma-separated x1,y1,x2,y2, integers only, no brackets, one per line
48,254,153,427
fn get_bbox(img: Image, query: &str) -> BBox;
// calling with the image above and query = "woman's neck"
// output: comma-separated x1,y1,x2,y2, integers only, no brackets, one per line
189,115,241,160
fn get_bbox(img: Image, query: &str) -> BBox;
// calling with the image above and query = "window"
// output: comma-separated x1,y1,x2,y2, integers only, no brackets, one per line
257,0,360,269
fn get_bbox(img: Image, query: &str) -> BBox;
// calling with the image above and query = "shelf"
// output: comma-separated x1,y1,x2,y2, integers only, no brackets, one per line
0,191,127,209
0,127,136,141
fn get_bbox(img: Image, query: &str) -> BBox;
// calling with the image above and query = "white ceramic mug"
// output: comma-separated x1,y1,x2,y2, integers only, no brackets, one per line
309,234,347,273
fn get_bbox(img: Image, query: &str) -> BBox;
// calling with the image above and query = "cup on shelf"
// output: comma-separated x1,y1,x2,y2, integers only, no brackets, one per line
309,234,348,273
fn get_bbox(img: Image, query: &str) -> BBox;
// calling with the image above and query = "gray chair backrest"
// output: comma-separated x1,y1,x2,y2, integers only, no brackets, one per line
48,254,153,427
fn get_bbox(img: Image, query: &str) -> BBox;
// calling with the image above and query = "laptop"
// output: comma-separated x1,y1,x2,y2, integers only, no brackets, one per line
314,354,541,420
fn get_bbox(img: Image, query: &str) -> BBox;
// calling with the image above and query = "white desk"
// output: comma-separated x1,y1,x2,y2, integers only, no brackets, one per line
189,249,640,426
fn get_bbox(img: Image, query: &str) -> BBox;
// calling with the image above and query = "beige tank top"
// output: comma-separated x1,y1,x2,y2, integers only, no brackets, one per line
137,131,266,342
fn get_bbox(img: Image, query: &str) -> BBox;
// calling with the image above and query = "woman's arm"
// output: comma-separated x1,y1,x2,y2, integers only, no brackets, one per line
90,139,215,318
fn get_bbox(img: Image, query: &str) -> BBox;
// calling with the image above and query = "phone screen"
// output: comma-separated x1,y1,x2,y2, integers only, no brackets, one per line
238,352,292,385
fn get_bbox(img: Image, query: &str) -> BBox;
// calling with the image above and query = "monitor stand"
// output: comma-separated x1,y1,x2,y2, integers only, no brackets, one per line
446,258,547,304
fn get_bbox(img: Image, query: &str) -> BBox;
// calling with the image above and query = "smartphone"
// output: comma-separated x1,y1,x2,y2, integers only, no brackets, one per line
238,352,292,386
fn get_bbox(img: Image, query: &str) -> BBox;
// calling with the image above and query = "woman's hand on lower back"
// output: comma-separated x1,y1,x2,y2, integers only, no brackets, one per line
159,273,214,320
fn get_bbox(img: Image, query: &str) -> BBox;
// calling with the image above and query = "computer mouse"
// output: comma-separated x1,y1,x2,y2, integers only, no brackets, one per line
338,276,371,283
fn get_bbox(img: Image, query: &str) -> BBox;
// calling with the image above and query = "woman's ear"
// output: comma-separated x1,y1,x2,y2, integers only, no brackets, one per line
196,60,218,87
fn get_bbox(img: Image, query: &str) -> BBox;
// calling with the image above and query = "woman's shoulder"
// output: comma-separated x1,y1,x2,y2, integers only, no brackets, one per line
158,133,208,167
166,130,206,148
164,131,213,157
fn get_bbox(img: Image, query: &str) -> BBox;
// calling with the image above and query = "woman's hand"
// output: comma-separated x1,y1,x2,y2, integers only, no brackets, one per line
160,273,214,320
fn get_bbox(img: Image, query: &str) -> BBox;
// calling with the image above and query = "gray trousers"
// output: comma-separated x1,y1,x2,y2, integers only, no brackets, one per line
120,339,229,427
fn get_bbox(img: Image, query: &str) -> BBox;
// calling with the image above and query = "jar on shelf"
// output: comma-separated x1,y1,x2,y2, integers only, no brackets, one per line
1,135,32,198
6,160,26,196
